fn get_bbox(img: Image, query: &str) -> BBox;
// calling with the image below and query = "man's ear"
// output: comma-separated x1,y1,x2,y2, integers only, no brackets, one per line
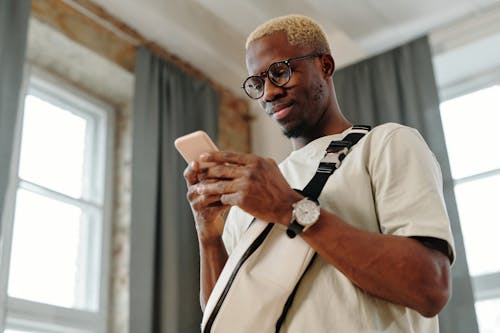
320,54,335,77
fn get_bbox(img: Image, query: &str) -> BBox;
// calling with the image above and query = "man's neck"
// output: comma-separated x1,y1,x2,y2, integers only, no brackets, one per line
290,112,351,150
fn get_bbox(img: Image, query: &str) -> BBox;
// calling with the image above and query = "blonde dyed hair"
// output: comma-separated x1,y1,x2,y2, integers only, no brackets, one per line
246,14,331,54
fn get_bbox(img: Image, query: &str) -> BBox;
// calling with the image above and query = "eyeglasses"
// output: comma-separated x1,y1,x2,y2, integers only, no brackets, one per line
241,53,321,99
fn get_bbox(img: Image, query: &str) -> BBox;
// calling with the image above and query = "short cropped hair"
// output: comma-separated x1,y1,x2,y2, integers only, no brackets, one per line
246,14,331,54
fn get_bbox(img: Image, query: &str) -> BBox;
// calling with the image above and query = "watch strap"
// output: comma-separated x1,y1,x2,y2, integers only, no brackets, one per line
286,220,305,238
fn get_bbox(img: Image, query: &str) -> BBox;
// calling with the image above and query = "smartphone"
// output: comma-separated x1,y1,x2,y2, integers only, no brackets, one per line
174,130,219,163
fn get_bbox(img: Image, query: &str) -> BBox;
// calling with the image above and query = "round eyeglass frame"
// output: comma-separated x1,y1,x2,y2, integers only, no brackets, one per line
241,53,321,99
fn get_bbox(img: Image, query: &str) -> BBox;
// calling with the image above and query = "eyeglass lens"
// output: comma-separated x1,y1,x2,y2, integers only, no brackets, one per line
244,61,292,99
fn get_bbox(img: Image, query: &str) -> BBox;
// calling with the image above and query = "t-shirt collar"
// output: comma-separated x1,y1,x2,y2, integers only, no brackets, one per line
288,126,354,161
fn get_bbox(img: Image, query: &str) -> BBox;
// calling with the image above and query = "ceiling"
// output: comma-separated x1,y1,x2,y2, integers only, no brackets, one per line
89,0,500,97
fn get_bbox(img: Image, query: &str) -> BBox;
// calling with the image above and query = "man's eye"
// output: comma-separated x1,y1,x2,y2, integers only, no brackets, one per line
253,80,263,88
272,67,287,77
248,80,262,90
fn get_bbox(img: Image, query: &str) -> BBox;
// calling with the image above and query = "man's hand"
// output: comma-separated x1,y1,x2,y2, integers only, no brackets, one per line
184,160,230,243
184,159,230,308
196,151,303,226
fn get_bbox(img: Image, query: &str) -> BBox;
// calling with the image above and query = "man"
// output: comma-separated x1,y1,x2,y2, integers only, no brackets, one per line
184,14,455,332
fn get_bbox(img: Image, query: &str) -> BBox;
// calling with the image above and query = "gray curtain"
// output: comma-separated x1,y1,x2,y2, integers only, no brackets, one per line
334,36,478,333
0,0,31,234
130,47,219,332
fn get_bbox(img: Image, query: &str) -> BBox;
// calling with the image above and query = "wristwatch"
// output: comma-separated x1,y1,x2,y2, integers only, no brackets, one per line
286,197,321,238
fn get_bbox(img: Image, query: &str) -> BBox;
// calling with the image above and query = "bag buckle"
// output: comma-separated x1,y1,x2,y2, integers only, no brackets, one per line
317,141,351,173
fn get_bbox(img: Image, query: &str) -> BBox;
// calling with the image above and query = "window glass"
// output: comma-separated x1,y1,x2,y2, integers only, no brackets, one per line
454,175,500,276
18,95,87,198
7,187,96,310
476,298,500,333
440,85,500,179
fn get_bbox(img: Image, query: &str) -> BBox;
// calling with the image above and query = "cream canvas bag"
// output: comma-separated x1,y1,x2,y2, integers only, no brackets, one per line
201,126,371,333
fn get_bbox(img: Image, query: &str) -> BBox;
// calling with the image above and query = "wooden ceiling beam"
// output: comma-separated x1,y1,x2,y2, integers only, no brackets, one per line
31,0,137,71
30,0,235,94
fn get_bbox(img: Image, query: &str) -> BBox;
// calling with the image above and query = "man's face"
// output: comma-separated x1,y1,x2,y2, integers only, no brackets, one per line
245,31,329,138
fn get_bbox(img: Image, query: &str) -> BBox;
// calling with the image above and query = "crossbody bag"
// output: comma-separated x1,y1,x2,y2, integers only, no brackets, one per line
201,125,371,332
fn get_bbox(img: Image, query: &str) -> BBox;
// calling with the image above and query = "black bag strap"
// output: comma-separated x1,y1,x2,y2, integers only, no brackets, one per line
275,125,371,332
300,125,371,201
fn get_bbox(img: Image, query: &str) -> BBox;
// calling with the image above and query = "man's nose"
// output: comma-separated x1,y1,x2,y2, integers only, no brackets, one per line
262,78,285,102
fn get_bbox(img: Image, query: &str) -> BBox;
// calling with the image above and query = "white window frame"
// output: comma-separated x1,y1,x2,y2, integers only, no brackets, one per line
0,66,114,333
439,68,500,304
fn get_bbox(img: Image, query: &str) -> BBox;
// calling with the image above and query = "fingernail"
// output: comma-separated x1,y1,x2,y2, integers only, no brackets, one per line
197,185,204,194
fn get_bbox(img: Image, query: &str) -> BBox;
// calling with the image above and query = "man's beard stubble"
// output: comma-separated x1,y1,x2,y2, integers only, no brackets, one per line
282,82,326,139
283,123,306,138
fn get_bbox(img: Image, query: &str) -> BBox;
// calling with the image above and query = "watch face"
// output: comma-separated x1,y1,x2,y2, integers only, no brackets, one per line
295,199,320,226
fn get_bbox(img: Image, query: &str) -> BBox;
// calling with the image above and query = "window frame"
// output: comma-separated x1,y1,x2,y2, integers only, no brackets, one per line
439,67,500,325
0,66,114,333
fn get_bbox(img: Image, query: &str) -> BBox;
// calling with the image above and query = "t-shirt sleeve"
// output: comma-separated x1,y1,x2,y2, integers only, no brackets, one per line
369,126,456,263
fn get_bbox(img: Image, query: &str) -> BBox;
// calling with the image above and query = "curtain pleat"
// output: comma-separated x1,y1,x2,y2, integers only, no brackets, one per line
335,36,478,333
0,0,31,237
130,46,219,333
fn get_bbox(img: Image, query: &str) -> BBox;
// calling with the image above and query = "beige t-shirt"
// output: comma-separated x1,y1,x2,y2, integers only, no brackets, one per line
222,123,455,332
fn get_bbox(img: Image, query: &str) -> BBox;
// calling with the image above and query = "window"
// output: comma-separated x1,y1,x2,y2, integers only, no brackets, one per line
440,85,500,333
0,69,113,333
